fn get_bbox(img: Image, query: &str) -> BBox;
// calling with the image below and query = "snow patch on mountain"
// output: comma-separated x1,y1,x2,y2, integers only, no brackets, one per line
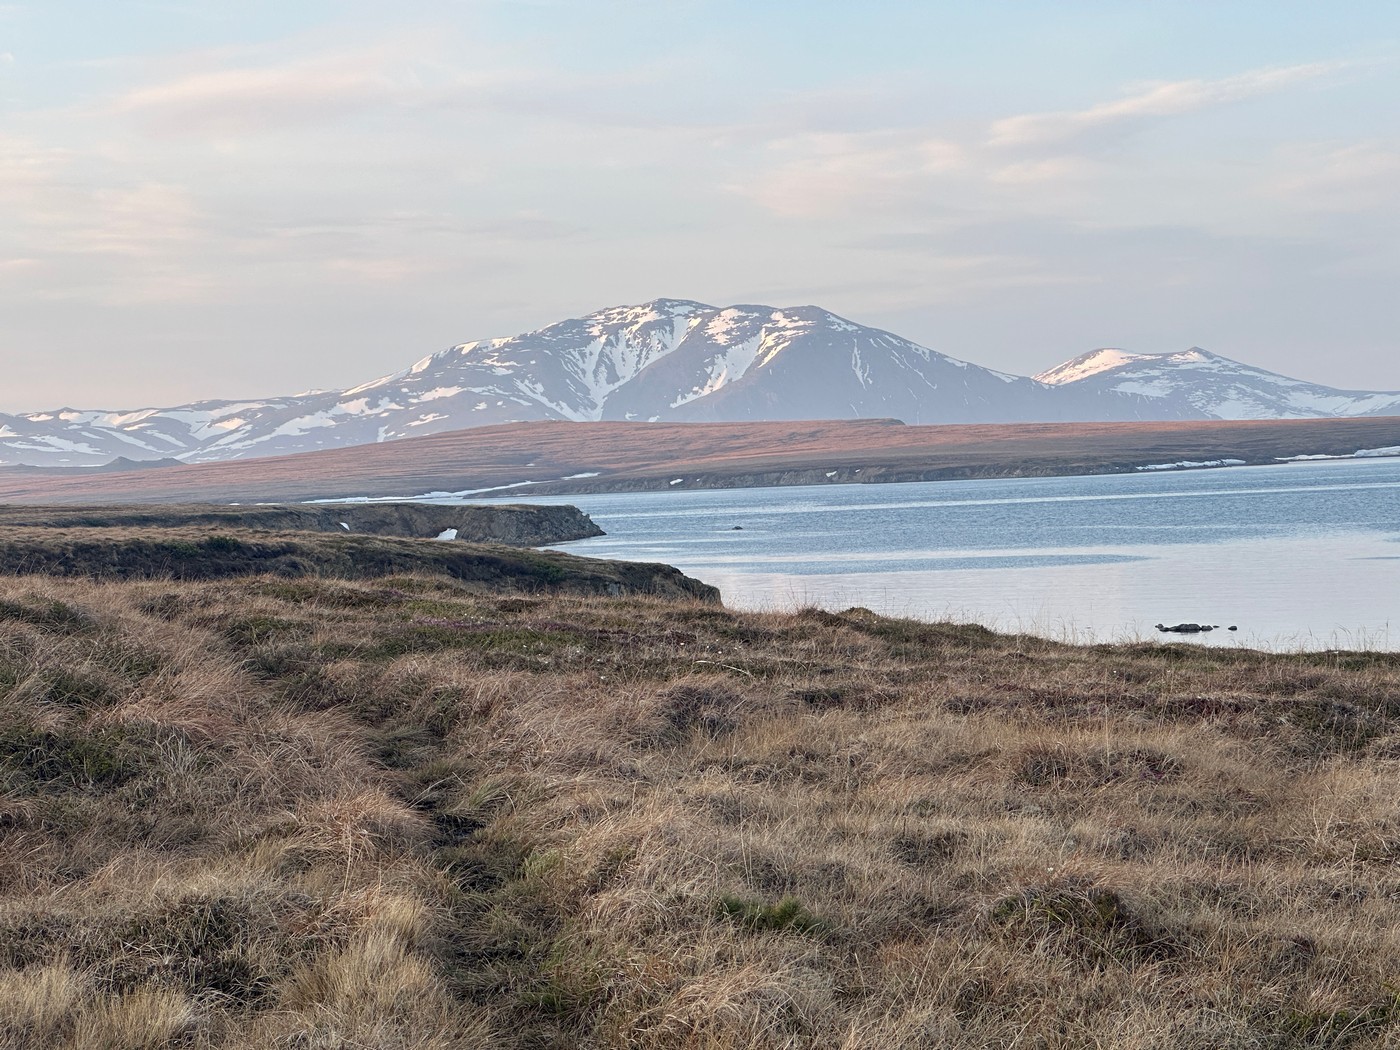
1035,348,1147,385
672,335,764,407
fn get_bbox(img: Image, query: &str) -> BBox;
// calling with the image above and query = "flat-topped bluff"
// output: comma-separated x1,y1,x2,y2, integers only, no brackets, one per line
0,502,603,547
0,502,719,601
0,527,717,601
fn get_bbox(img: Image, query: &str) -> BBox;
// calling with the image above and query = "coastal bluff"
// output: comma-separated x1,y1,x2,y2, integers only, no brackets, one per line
0,501,723,600
0,502,603,547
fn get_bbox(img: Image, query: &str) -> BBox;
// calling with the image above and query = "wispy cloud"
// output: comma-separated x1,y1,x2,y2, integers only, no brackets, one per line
1268,141,1400,212
105,44,502,135
114,61,403,133
736,61,1367,224
735,130,966,218
987,63,1345,148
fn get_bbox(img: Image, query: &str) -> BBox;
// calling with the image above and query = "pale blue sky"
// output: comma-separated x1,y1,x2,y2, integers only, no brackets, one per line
3,2,1398,409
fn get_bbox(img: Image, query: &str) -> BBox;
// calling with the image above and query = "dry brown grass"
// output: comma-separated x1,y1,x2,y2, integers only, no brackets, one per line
4,574,1400,1047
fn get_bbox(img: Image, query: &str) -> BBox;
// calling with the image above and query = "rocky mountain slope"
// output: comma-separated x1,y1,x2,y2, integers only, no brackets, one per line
4,301,1396,467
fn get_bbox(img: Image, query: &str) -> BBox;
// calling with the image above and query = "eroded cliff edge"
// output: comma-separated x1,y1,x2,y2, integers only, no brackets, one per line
0,502,604,547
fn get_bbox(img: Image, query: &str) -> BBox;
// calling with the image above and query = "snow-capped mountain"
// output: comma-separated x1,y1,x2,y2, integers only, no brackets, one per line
0,397,322,469
601,304,1168,426
1036,348,1400,420
3,301,1396,468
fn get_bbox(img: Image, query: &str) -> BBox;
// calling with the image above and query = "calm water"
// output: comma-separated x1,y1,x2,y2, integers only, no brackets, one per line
477,458,1400,651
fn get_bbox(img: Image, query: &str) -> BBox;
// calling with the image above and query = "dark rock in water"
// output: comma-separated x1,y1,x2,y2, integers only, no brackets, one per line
1155,622,1216,634
1228,625,1238,631
729,525,744,530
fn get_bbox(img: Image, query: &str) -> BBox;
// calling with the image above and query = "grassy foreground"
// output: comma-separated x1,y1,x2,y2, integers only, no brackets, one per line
3,574,1400,1048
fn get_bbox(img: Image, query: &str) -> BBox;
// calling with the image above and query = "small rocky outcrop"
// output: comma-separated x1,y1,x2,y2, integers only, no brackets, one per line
1154,623,1221,634
324,503,604,545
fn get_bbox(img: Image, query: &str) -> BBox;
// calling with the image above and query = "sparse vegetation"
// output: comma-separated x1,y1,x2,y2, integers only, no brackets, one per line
0,503,603,546
0,526,715,601
4,568,1400,1047
5,416,1400,505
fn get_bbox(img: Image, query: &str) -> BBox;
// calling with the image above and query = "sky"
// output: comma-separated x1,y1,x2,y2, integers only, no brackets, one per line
2,1,1398,411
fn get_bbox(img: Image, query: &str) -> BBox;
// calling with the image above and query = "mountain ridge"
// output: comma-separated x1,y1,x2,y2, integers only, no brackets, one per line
4,299,1398,467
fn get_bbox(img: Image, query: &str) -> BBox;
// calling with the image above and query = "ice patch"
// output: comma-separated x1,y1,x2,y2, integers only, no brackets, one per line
563,472,600,479
1036,349,1156,385
107,409,159,426
765,310,811,331
851,343,872,388
435,528,458,541
753,329,799,370
672,335,762,407
516,377,591,421
704,308,753,344
342,368,410,397
269,412,339,438
1135,459,1247,471
1279,446,1400,462
417,386,464,402
5,437,104,454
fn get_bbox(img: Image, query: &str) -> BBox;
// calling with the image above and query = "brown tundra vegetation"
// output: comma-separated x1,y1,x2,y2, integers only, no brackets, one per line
3,568,1400,1048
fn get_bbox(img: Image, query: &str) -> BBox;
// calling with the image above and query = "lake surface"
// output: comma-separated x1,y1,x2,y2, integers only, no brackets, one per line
479,458,1400,651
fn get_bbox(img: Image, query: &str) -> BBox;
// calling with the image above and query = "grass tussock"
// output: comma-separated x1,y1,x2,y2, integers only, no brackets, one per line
4,572,1400,1047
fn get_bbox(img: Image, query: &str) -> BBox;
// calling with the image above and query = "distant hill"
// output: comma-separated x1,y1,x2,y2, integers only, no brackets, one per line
3,416,1399,506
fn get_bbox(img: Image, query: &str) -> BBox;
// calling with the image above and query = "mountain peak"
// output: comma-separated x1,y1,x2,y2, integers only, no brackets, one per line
1034,348,1151,385
1036,344,1400,420
584,298,713,322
